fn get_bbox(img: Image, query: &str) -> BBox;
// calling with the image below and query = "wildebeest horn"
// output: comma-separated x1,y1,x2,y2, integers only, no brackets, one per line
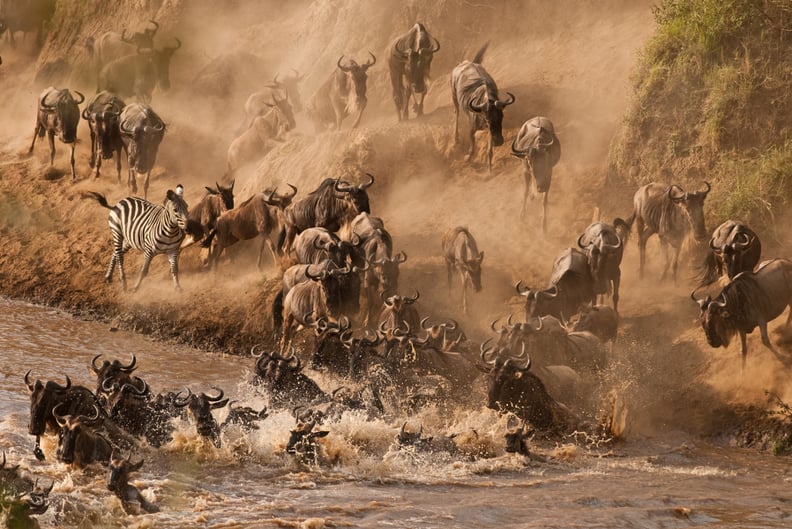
121,29,134,43
381,291,394,307
393,251,406,263
690,290,711,309
479,338,497,365
124,377,148,396
577,233,587,249
468,98,485,113
167,37,182,50
284,183,298,199
204,387,225,402
312,234,326,251
539,285,559,299
337,55,352,72
700,181,711,195
120,354,137,372
510,137,531,157
405,289,420,303
358,173,375,190
82,107,91,120
90,354,103,373
284,347,301,369
731,231,753,251
81,405,101,424
334,179,354,193
71,91,85,104
148,20,159,32
101,377,117,393
173,388,192,407
430,37,440,53
24,370,35,392
52,403,68,427
668,184,686,202
250,343,269,359
514,280,531,296
363,52,376,69
600,233,622,252
305,265,325,281
420,316,432,331
532,316,544,332
443,319,458,331
499,92,515,106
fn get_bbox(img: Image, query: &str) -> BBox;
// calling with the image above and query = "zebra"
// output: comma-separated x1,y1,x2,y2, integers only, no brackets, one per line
82,185,190,292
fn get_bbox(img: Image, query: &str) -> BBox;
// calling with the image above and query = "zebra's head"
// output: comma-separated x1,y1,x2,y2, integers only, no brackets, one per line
165,185,189,231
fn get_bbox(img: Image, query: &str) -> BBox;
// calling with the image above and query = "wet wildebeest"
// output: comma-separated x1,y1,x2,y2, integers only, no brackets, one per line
510,117,561,231
25,371,100,460
236,71,302,136
286,419,330,466
699,219,761,287
106,379,183,448
182,181,235,248
451,42,515,173
173,388,229,448
279,174,374,256
227,103,292,178
28,86,84,180
388,22,440,121
442,227,484,315
82,186,189,292
89,353,138,401
53,404,113,468
88,20,160,71
0,477,52,529
618,181,711,282
307,53,376,130
569,303,619,343
203,184,297,270
251,348,327,409
516,248,596,322
98,38,181,103
221,401,268,431
350,212,406,327
577,222,623,312
118,102,165,198
379,290,422,336
693,258,792,367
0,0,55,47
108,453,159,514
82,90,126,182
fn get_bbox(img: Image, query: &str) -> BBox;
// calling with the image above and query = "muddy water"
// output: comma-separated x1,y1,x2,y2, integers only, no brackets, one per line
1,297,792,528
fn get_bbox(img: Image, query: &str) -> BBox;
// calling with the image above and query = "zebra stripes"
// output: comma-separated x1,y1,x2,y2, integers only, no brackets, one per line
83,186,189,291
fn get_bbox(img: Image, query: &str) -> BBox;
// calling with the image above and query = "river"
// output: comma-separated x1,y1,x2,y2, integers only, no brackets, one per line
1,297,791,528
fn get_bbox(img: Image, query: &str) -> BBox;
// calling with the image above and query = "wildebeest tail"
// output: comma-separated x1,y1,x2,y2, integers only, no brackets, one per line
472,41,490,64
276,226,286,255
696,251,720,288
201,228,217,249
80,191,112,209
272,290,284,337
613,214,634,245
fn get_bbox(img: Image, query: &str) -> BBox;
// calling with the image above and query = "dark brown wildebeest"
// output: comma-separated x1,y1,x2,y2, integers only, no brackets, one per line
388,22,440,121
182,181,235,248
692,258,792,367
53,404,113,468
98,38,181,103
88,20,160,71
307,53,376,131
279,174,374,256
577,222,623,312
442,227,484,315
28,86,85,180
173,388,228,448
89,353,137,400
516,248,595,322
118,102,166,199
510,117,561,232
451,42,515,173
82,90,126,182
619,181,711,282
379,290,421,335
107,453,159,514
203,184,297,270
251,348,328,409
221,401,268,431
0,0,55,47
350,212,406,327
699,219,761,287
286,419,330,466
227,103,292,178
82,186,189,292
569,303,619,343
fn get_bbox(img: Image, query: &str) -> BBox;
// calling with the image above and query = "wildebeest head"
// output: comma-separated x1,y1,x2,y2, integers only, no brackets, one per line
382,289,420,319
206,181,235,211
692,291,735,348
398,36,440,94
334,173,374,214
107,452,144,492
40,88,85,144
373,250,406,296
341,328,386,380
337,53,376,107
397,421,433,449
82,92,124,158
511,118,560,193
149,38,181,91
515,281,559,320
53,403,102,465
173,387,228,447
286,420,329,465
120,19,159,49
668,182,711,242
261,85,297,131
90,353,137,396
464,252,484,292
417,317,464,351
504,416,531,455
468,92,515,146
25,372,72,436
262,183,298,209
709,220,761,280
272,69,306,113
164,185,189,231
577,224,622,284
119,104,165,173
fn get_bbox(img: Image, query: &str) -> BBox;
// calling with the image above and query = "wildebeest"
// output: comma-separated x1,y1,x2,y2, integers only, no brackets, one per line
53,404,113,468
286,419,330,466
107,453,159,514
236,72,302,136
699,220,762,287
388,22,440,121
173,388,229,448
379,290,421,335
279,174,374,256
25,371,100,460
182,181,235,248
89,353,138,400
510,117,561,231
619,181,711,281
227,103,292,178
28,86,85,180
88,21,160,71
577,222,623,312
350,212,405,327
82,186,189,292
692,258,792,367
82,90,126,182
293,227,357,266
118,102,166,198
98,38,181,103
307,53,376,130
516,248,595,322
0,0,55,47
252,348,327,409
442,227,484,315
203,184,297,270
451,42,515,172
221,401,268,431
569,303,619,343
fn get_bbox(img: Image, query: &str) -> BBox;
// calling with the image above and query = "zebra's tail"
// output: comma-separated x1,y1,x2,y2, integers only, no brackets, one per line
81,191,112,209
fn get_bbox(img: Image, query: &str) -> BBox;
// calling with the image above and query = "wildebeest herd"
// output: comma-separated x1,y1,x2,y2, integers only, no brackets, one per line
8,15,792,523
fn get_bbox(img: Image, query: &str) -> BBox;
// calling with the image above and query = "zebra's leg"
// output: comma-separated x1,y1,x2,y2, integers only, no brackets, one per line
117,247,129,291
130,250,154,292
167,251,181,291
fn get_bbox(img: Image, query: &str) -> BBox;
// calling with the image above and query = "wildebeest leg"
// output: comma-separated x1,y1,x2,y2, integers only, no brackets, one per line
130,250,155,292
414,91,425,117
94,145,102,178
143,170,151,201
28,123,42,154
460,270,468,315
670,243,682,283
612,273,621,313
541,191,549,234
47,130,56,166
89,131,97,170
466,120,476,162
487,135,494,174
258,234,279,270
351,102,366,129
128,163,137,195
167,251,181,291
69,143,76,181
115,150,122,184
446,260,453,293
280,313,296,354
